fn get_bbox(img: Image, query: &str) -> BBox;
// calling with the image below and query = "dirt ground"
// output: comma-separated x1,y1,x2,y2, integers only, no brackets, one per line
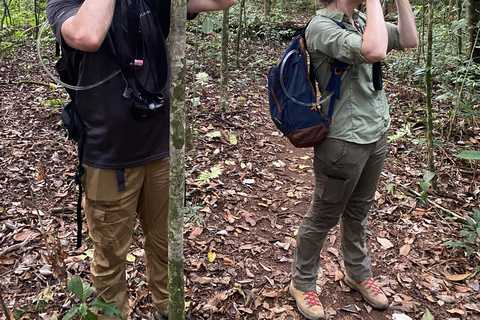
1,21,480,320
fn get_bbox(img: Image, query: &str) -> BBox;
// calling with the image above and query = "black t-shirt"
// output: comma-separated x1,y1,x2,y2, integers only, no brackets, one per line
46,0,170,169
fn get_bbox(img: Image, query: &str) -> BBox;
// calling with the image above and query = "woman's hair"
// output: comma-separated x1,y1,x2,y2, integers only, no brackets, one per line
318,0,334,4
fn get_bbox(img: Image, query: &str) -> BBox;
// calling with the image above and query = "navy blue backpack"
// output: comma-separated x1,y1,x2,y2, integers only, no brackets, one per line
268,18,348,148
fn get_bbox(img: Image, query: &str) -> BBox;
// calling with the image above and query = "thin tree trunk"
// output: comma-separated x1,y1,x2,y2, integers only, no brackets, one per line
468,0,480,62
220,9,229,111
235,0,246,65
168,1,187,319
426,1,437,190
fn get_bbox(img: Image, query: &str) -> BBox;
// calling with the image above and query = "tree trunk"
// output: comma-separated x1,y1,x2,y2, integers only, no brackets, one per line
167,1,187,319
469,0,480,62
235,0,246,64
426,1,437,190
221,9,229,111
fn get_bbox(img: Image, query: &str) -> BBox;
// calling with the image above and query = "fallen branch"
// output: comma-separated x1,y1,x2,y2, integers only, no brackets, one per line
399,184,468,224
0,236,34,256
17,80,56,89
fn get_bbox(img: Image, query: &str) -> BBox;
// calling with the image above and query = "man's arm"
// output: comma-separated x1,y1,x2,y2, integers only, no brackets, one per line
361,0,388,62
396,0,418,48
61,0,116,52
187,0,236,13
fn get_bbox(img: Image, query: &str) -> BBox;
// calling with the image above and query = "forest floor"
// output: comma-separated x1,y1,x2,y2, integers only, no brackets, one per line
1,15,480,320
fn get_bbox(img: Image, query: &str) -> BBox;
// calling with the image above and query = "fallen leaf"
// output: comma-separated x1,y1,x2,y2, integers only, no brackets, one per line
454,285,471,293
377,237,394,249
208,251,216,262
126,253,135,262
446,273,472,281
446,308,465,315
223,258,234,265
262,291,281,298
341,304,361,313
13,230,40,242
188,227,203,240
229,134,237,145
399,244,411,256
335,270,344,282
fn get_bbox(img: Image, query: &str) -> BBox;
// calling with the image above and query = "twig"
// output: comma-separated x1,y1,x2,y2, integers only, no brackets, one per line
17,80,55,88
399,184,468,224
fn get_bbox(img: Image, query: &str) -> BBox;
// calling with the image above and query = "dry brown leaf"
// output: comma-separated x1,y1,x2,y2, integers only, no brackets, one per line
447,308,465,315
335,270,344,282
259,262,272,272
188,227,203,240
405,236,415,244
446,273,472,281
327,247,339,258
421,290,435,302
262,291,282,298
398,293,414,301
399,244,411,256
377,237,394,249
465,303,480,312
223,258,234,265
13,230,40,242
454,285,471,293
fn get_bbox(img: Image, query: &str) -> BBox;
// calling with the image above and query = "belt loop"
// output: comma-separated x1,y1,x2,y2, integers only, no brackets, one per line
115,169,126,191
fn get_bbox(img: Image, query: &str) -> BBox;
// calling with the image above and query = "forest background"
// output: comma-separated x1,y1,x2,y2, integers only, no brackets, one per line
1,0,480,319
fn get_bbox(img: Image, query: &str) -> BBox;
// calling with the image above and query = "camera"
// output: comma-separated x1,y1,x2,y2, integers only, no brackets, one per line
130,93,164,120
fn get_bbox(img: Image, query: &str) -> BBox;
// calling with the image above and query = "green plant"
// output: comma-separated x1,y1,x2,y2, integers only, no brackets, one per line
418,171,435,203
184,200,205,226
63,275,121,320
31,286,53,311
444,209,480,254
196,166,223,185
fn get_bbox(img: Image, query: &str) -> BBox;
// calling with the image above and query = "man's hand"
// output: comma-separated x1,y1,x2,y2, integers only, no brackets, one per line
187,0,236,13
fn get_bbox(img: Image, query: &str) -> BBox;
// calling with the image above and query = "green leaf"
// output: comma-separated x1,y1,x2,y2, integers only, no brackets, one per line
68,276,84,300
466,217,477,227
83,282,96,301
473,209,480,223
62,305,80,320
423,172,435,182
419,181,430,192
421,308,434,320
386,183,395,194
79,302,88,315
91,299,122,319
85,310,97,320
456,150,480,160
443,241,463,248
476,227,480,238
202,17,214,34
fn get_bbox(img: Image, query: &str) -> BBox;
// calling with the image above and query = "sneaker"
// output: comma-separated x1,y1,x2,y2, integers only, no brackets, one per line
289,281,325,320
344,274,389,309
154,311,192,320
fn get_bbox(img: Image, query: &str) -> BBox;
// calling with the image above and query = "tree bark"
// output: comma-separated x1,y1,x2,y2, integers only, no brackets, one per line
220,9,229,111
168,1,187,319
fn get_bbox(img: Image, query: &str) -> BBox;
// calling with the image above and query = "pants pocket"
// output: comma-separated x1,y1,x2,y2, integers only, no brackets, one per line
317,171,350,204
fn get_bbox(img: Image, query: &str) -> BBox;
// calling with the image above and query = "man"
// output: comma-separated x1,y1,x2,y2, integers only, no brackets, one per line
46,0,235,319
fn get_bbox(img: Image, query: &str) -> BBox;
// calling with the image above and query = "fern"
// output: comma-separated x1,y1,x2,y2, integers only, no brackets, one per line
196,166,223,185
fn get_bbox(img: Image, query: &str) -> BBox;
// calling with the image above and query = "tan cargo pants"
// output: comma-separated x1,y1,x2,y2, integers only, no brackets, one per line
81,157,169,319
292,133,387,292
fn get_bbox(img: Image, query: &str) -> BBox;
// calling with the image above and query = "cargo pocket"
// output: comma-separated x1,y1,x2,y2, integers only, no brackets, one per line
316,171,350,204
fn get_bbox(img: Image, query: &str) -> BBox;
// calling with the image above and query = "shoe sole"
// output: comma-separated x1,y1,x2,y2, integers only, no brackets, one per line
289,283,326,320
344,278,389,310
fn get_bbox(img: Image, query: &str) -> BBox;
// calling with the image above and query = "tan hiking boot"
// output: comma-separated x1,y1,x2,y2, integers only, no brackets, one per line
289,281,325,320
344,274,389,309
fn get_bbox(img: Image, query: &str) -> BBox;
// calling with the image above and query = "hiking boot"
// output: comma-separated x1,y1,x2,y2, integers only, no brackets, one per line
344,274,389,309
154,311,192,320
289,281,325,320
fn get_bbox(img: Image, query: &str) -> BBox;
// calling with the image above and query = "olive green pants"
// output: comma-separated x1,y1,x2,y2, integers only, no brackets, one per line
292,133,387,292
81,158,169,319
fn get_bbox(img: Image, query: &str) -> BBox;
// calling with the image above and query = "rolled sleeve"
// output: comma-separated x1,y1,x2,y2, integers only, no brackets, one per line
46,0,81,44
306,16,370,65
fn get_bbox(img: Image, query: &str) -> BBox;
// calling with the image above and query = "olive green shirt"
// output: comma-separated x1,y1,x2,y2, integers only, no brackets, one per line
306,8,403,144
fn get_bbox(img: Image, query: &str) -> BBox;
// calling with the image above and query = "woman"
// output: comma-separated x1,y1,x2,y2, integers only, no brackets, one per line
289,0,418,319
